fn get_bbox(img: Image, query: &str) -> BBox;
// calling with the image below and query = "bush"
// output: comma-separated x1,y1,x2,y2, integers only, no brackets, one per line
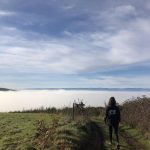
122,96,150,135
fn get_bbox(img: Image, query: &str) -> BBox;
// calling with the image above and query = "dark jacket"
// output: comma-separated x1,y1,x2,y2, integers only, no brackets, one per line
105,105,121,126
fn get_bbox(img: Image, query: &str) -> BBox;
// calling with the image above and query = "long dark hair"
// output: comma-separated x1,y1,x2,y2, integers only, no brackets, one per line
108,97,116,106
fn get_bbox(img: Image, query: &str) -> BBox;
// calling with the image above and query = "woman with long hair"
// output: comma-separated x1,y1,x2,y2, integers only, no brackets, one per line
104,97,121,149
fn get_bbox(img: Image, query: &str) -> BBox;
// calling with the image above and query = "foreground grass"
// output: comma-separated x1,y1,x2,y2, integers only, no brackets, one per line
0,113,104,150
0,113,149,150
0,113,63,150
92,117,150,150
120,125,150,150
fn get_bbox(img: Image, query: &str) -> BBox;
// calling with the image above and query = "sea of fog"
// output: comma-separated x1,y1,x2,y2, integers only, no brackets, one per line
0,90,150,112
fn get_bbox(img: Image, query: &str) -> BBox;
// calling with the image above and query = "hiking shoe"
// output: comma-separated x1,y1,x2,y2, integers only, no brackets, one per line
117,144,120,149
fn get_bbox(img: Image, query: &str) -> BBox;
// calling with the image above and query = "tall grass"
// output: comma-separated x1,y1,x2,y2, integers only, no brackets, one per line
122,96,150,138
34,119,104,150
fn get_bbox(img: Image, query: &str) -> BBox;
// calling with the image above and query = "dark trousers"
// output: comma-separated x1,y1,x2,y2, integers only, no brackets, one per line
109,123,119,143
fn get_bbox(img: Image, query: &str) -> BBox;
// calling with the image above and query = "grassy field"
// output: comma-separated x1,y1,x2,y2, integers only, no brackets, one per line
0,113,58,150
0,96,150,150
0,113,104,150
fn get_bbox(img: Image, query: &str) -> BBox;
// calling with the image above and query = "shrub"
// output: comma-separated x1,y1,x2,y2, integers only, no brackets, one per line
122,96,150,136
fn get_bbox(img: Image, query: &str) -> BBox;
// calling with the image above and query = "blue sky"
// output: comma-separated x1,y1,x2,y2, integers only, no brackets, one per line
0,0,150,88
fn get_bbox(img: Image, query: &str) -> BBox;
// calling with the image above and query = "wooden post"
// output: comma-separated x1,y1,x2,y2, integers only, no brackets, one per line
73,102,75,120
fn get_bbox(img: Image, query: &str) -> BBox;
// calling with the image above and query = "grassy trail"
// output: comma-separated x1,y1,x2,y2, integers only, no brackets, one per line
93,117,149,150
0,113,149,150
120,129,146,150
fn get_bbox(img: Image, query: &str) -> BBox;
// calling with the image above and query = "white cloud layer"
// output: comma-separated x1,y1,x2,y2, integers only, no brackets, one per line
0,16,150,74
0,1,150,87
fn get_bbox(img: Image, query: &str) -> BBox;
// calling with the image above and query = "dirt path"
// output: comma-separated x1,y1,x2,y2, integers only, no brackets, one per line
120,128,146,150
93,118,147,150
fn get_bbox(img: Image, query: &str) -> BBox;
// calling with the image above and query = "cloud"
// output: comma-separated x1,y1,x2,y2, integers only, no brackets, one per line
0,1,150,87
81,75,150,88
0,15,150,75
0,10,15,16
0,27,92,74
114,5,136,16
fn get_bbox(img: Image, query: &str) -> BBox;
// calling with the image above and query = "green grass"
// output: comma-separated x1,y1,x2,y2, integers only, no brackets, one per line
92,116,150,150
0,113,63,150
0,113,149,150
120,124,150,150
0,113,104,150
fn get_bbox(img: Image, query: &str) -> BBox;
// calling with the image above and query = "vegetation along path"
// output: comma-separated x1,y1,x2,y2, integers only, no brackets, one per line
93,117,149,150
0,113,149,150
120,128,146,150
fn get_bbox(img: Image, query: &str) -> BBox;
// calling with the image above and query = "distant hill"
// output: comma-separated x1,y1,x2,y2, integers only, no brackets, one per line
0,88,15,91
